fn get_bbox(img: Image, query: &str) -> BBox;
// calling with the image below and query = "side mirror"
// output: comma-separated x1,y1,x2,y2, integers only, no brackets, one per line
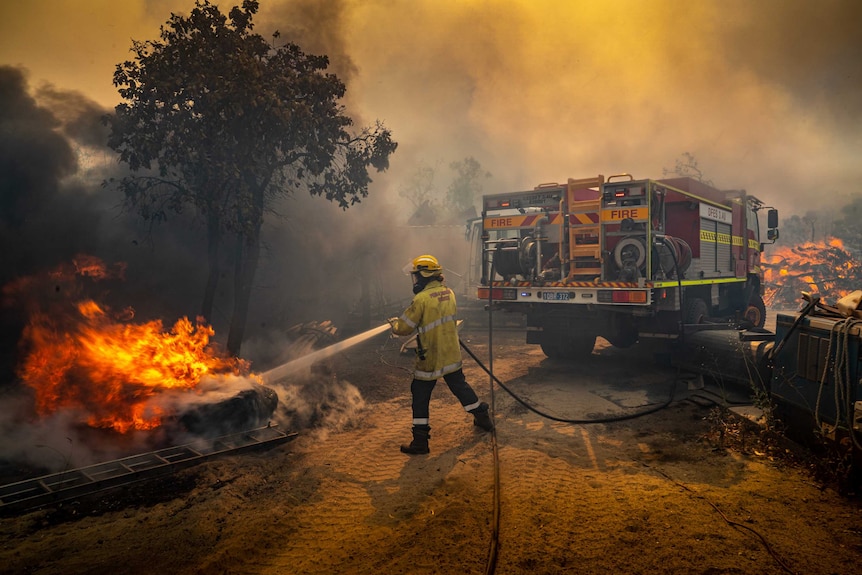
767,228,779,242
767,208,779,229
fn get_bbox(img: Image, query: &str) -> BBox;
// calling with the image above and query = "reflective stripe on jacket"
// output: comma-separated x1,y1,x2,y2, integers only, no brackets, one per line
390,280,462,381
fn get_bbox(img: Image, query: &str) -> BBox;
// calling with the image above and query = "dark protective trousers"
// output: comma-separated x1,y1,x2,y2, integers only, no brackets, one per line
410,368,480,424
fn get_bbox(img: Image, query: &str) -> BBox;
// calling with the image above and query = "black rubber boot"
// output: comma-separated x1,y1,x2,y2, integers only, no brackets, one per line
400,425,431,455
470,403,494,432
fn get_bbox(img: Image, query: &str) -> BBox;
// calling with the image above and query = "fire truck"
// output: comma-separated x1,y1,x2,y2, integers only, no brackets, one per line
476,174,779,358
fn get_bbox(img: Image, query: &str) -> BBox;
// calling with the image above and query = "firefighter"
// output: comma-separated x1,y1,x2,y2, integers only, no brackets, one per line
389,254,494,455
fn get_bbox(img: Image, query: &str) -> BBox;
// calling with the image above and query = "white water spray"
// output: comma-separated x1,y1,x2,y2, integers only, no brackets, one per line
260,323,392,384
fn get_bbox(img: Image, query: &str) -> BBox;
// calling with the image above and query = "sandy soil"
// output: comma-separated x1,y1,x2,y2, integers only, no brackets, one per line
1,324,861,575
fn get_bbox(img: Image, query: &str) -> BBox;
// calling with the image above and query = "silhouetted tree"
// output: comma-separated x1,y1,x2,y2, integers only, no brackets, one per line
801,212,818,242
445,156,489,222
778,214,814,246
103,0,396,355
832,194,862,253
662,152,714,186
399,162,441,225
777,208,839,247
399,157,490,225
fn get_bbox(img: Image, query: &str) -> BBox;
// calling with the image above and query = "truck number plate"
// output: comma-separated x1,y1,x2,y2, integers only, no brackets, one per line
542,292,570,301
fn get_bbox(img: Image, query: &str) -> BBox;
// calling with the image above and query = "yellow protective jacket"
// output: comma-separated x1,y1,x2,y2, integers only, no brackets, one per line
391,280,462,380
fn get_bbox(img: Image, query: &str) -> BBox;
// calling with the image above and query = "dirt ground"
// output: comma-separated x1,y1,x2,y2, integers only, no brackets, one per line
1,320,862,575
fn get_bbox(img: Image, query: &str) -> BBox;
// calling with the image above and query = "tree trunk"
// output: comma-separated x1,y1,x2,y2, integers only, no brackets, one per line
227,181,265,357
201,211,221,323
359,252,371,330
226,227,260,357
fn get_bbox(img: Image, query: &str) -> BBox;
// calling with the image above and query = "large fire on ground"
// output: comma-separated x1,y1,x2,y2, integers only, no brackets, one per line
762,237,862,308
4,256,255,434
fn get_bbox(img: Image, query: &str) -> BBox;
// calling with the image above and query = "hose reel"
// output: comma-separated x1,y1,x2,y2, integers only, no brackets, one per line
653,236,692,279
613,236,647,282
493,235,541,279
612,234,692,281
613,236,647,270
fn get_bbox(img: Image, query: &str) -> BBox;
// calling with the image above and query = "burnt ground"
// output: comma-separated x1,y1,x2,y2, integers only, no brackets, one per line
1,322,862,575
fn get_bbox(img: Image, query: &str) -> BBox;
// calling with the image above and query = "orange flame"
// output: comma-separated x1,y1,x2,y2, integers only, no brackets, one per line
7,256,251,433
762,238,861,308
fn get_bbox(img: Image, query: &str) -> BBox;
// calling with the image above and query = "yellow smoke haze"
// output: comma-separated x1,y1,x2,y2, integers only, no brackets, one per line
2,0,860,214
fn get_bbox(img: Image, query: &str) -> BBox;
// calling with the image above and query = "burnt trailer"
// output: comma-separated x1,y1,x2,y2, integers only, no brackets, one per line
770,310,862,446
675,294,862,459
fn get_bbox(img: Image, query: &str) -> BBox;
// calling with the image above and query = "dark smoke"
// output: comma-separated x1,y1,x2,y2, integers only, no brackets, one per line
1,67,105,383
0,61,409,370
0,67,210,380
264,0,358,84
0,67,80,248
0,62,403,479
36,84,113,148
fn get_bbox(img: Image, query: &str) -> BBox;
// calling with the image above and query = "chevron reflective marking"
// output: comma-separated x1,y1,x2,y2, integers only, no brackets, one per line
570,212,600,225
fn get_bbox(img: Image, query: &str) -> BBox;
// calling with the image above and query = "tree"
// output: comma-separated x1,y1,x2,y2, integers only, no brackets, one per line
445,156,489,222
778,214,813,246
398,157,490,225
832,194,862,254
662,152,714,186
776,208,838,247
103,0,396,355
398,162,441,225
801,212,818,243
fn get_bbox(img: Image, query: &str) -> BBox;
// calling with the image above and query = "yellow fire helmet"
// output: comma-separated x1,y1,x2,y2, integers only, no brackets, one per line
404,254,443,277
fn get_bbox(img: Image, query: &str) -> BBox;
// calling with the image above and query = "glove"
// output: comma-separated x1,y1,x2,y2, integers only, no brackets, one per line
387,317,398,325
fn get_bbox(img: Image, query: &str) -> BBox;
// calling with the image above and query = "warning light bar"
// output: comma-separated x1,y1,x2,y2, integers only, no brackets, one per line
597,290,648,304
483,190,562,210
607,186,646,199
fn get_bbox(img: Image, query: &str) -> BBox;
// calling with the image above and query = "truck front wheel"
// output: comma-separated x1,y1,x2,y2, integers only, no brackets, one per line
743,294,767,328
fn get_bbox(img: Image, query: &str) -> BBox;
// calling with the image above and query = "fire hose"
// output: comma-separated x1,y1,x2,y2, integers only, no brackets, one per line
467,256,680,426
459,338,679,424
457,343,681,575
464,258,683,575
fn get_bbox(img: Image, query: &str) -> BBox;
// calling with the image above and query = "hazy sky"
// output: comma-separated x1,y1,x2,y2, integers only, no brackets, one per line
2,0,861,215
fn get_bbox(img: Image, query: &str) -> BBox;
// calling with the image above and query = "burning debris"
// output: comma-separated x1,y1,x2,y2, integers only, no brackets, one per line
2,255,276,438
762,238,862,309
0,255,378,486
177,383,279,439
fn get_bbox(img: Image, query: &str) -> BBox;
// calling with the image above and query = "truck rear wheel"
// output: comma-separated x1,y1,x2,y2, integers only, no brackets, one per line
540,332,596,359
603,314,638,348
604,330,638,348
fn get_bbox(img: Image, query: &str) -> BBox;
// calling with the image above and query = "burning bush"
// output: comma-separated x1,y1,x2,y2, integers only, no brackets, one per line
2,255,262,434
763,238,862,308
